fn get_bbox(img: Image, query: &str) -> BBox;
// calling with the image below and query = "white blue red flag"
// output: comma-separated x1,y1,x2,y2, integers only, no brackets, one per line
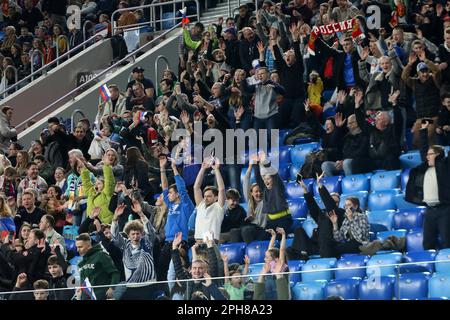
81,278,97,300
99,84,111,102
179,7,190,25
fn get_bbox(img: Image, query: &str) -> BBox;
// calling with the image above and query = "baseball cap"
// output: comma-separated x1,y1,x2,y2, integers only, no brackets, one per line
224,27,236,37
132,66,145,73
252,59,261,70
416,62,429,73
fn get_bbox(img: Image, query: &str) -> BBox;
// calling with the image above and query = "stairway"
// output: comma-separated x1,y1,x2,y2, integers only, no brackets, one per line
199,0,241,26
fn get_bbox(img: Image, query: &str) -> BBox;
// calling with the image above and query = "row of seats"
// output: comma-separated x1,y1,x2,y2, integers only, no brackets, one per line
400,148,450,169
290,273,450,300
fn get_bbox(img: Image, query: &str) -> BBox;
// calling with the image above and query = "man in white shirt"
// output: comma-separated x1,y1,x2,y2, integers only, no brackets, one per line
193,157,226,244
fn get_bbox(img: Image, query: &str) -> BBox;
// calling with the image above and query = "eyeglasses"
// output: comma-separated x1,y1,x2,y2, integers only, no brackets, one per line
426,152,436,156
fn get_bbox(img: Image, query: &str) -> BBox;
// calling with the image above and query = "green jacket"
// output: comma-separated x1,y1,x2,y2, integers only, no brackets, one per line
81,165,115,224
78,243,120,300
253,276,290,300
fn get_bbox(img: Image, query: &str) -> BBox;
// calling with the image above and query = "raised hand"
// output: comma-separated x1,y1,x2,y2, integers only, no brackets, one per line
16,273,28,288
421,120,429,130
172,232,183,250
90,207,101,219
327,210,338,224
360,46,369,61
234,106,245,120
276,227,286,236
266,229,276,237
258,150,267,162
289,23,300,40
250,153,259,164
257,41,265,54
221,253,229,264
337,90,347,104
244,255,250,265
408,53,417,65
212,157,221,170
159,155,168,169
303,99,310,112
354,89,364,109
201,157,212,170
388,90,401,106
418,50,426,62
334,112,346,127
131,200,143,215
114,203,126,220
316,171,325,187
202,271,212,287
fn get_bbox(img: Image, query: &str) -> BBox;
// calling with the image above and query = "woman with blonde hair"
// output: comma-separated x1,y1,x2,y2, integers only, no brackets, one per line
85,148,124,181
15,150,29,179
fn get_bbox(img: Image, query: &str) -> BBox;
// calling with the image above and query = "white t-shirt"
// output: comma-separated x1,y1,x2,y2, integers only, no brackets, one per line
423,167,439,206
194,201,225,241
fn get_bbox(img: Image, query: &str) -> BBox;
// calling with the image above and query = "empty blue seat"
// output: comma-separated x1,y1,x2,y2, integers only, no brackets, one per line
285,182,306,199
367,252,403,277
245,241,274,264
339,191,369,211
290,142,320,166
393,209,424,230
313,176,342,198
359,276,396,300
368,190,399,211
288,199,308,219
220,242,247,265
341,174,370,194
325,278,361,300
401,169,410,192
188,211,196,231
394,193,425,210
376,230,407,242
335,255,369,280
289,165,300,181
288,260,306,284
402,250,437,273
247,263,265,282
302,258,337,282
302,219,318,238
399,151,422,169
292,281,327,300
395,272,430,300
435,249,450,274
367,210,395,230
370,170,401,192
269,145,292,166
406,229,424,253
428,273,450,298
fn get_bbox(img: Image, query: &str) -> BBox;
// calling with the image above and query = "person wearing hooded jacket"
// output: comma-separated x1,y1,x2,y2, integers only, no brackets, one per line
405,121,450,250
0,106,17,153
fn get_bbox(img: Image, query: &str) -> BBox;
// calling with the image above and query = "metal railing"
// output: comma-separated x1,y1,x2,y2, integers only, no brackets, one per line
111,0,200,36
0,33,104,99
15,22,183,131
56,35,70,65
0,257,448,300
70,109,87,132
154,55,171,93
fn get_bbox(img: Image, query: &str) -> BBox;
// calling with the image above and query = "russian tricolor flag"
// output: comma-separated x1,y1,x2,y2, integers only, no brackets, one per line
99,84,111,102
179,7,190,25
81,278,97,300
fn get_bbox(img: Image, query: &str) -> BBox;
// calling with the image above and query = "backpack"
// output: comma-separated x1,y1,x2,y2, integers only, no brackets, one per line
299,149,328,178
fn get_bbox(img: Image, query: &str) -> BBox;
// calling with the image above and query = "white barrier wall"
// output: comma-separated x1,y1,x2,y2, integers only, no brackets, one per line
18,31,181,148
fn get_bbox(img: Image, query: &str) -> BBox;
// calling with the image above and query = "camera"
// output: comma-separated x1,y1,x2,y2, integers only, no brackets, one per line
422,118,434,124
296,173,303,184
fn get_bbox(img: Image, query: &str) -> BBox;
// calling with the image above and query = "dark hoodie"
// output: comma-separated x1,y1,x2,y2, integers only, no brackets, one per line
77,243,120,300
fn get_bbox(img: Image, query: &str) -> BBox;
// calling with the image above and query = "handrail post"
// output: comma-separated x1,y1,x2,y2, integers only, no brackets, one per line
154,55,171,93
83,20,91,49
70,109,87,133
228,0,231,18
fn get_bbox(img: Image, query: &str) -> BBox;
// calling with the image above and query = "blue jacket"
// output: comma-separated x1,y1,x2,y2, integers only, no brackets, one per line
163,175,194,241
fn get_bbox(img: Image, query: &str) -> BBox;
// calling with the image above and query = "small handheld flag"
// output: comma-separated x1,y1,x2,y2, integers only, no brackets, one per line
81,278,97,300
99,84,111,102
179,7,190,25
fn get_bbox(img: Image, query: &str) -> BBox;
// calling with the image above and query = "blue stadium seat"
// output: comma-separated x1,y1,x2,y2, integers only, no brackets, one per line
245,241,274,264
428,273,450,298
278,165,290,181
220,242,247,265
435,249,450,274
302,258,337,282
291,218,304,233
292,281,327,300
324,278,360,300
394,193,425,210
321,105,336,122
290,142,320,166
322,90,335,103
313,175,342,198
335,255,369,280
288,260,306,284
63,225,79,240
367,210,396,230
69,256,82,267
188,211,196,232
370,223,389,235
368,190,399,211
247,263,265,282
367,252,403,277
341,174,370,194
399,151,422,169
240,202,248,213
289,165,300,181
279,129,290,146
393,209,424,230
288,199,308,219
65,239,77,254
313,196,326,210
285,182,307,199
269,145,292,165
359,276,396,300
401,169,410,192
406,229,424,253
376,230,407,242
395,272,430,300
370,170,401,192
339,191,369,211
302,219,318,238
402,250,437,273
293,137,314,145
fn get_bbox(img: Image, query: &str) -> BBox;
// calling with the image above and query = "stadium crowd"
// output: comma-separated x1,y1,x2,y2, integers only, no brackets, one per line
0,0,449,300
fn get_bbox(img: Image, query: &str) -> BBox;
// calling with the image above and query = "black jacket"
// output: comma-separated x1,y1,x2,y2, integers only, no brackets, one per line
239,36,260,73
273,41,305,99
221,205,247,233
340,128,369,160
405,129,450,205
